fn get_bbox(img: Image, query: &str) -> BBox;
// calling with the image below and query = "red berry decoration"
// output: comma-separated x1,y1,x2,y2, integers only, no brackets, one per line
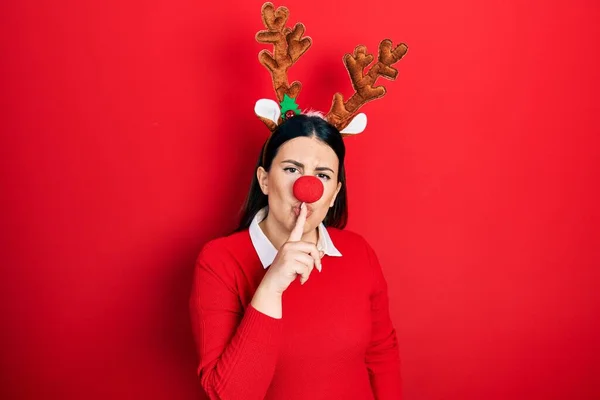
293,176,324,204
285,110,297,119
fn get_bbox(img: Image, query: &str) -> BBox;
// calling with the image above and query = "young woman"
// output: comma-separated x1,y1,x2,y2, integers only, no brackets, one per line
189,114,402,399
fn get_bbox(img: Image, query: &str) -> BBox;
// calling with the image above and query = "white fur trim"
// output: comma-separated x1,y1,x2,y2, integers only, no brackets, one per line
303,109,326,119
254,99,281,124
339,113,367,134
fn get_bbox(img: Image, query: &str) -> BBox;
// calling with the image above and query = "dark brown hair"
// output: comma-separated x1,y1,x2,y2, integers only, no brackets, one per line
236,114,348,231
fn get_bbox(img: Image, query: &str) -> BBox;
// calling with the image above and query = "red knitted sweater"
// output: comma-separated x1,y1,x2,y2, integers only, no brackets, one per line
189,227,402,399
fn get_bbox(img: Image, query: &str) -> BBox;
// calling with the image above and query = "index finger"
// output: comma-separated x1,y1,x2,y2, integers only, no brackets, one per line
288,202,307,242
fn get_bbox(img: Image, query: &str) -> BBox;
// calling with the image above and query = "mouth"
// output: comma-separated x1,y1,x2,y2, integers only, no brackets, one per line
293,203,313,218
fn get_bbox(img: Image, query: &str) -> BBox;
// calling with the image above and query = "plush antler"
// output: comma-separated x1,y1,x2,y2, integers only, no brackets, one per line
326,39,408,134
256,2,312,104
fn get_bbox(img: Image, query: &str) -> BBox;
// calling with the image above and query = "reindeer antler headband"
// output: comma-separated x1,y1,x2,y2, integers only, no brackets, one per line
254,2,408,144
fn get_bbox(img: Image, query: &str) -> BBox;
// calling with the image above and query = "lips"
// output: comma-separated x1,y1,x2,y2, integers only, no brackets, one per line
293,204,313,218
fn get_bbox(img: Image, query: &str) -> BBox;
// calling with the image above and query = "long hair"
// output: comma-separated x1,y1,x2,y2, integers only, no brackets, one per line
236,114,348,231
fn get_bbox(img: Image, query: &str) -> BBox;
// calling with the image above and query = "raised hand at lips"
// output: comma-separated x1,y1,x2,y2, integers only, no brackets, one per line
250,176,326,318
293,175,324,204
257,201,324,299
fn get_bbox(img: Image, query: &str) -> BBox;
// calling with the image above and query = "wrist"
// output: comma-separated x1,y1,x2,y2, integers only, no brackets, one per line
251,282,283,319
257,279,283,297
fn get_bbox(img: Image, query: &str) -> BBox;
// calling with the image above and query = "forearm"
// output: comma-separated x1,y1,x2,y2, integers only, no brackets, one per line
192,263,285,400
364,240,403,399
367,348,402,400
199,302,284,400
251,282,283,319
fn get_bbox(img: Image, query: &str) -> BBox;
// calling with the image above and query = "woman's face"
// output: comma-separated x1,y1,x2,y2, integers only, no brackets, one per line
257,135,342,234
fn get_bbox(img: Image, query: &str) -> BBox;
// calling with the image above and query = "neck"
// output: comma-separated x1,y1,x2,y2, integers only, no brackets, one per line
260,212,319,250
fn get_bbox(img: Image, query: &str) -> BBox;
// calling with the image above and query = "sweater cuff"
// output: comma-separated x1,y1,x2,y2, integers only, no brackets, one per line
238,303,284,346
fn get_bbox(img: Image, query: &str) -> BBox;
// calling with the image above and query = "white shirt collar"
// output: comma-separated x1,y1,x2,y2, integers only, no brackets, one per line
249,207,343,269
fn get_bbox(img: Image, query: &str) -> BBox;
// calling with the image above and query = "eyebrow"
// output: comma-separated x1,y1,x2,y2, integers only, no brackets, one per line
281,159,335,174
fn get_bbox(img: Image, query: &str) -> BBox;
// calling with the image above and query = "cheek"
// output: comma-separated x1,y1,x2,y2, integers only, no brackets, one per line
318,181,339,206
269,174,295,199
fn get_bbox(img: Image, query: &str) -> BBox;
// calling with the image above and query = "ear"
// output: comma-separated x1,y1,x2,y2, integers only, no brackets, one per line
255,99,280,131
256,166,269,195
329,181,343,207
339,113,367,135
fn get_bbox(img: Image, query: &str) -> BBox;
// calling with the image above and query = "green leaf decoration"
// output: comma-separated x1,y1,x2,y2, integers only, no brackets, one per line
280,94,301,117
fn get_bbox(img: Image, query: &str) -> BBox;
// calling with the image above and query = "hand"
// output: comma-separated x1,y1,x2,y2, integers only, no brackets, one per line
260,202,324,294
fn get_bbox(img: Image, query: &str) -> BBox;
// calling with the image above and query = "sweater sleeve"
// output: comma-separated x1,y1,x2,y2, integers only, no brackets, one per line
189,240,283,400
364,240,403,399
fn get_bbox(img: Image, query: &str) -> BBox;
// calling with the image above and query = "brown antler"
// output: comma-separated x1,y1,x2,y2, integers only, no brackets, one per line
256,2,312,103
326,39,408,132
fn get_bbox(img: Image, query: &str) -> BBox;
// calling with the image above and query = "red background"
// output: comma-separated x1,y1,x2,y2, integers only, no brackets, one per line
1,0,599,399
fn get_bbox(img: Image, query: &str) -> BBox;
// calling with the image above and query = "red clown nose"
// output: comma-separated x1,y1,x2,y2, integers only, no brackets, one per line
293,176,324,204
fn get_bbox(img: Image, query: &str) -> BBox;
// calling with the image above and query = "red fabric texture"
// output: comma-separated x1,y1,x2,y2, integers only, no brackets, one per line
189,228,402,399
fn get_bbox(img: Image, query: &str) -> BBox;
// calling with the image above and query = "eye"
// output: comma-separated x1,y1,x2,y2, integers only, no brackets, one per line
317,173,331,181
284,167,299,174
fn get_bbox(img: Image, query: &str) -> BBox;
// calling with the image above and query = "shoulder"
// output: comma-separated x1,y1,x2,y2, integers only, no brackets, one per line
198,230,250,259
195,230,251,276
192,231,251,295
327,228,390,291
327,226,365,244
327,227,371,248
326,227,377,257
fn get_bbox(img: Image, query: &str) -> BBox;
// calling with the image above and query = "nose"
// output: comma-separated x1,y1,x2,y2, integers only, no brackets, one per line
293,175,324,204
